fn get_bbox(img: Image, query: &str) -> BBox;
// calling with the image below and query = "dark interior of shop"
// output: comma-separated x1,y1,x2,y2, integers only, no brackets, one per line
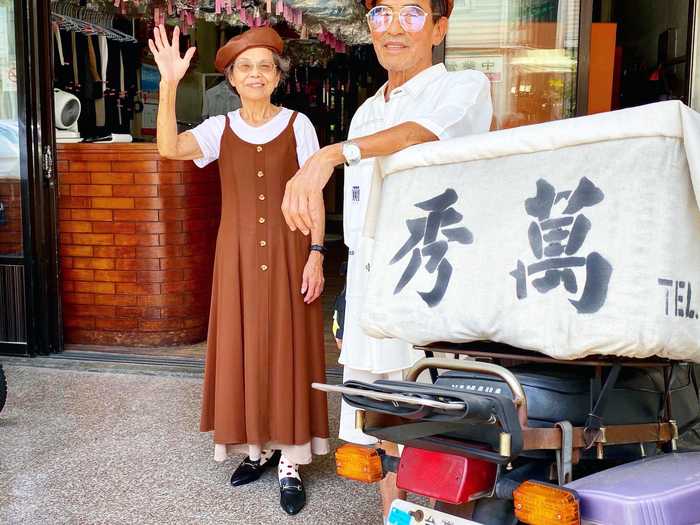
593,0,693,108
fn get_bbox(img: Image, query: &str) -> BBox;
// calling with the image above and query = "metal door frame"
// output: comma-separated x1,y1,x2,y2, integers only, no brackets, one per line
0,0,61,356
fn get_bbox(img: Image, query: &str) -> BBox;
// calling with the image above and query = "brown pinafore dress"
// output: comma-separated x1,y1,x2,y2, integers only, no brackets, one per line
200,111,330,465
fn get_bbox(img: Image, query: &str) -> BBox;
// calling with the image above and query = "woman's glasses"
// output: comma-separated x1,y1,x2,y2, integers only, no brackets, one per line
366,5,436,33
233,60,277,75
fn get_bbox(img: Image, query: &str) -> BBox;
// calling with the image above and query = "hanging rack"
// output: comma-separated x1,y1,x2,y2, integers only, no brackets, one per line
51,1,138,44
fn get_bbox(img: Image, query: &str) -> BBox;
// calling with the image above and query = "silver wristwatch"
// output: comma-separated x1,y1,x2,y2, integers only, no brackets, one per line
342,140,362,167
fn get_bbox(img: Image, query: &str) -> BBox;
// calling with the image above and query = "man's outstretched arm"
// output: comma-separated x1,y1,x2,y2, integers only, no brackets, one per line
281,122,438,235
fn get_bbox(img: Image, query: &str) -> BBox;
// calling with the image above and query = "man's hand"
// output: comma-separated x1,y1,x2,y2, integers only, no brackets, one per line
282,145,342,235
301,252,325,304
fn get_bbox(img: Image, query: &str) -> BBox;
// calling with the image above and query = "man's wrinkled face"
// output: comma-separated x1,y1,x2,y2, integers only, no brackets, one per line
369,0,447,76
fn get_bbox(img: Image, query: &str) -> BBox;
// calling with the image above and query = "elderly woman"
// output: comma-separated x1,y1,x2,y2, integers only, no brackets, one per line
148,25,329,515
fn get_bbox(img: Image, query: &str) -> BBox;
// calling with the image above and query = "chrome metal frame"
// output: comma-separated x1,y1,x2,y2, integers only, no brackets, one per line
311,383,466,411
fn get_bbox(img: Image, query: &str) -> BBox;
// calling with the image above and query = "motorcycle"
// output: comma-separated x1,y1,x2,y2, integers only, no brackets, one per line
314,341,700,525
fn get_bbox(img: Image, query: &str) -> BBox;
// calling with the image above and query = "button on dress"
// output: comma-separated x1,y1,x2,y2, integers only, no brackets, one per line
200,112,329,464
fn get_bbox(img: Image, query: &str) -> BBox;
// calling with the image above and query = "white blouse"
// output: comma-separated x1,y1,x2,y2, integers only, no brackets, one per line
189,107,320,168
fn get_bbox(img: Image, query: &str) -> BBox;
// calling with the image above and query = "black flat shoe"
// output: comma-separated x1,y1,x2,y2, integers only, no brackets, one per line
279,477,306,515
230,450,281,487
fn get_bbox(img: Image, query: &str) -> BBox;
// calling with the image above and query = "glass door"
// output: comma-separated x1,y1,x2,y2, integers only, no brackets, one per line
445,0,586,129
692,0,700,110
0,0,61,356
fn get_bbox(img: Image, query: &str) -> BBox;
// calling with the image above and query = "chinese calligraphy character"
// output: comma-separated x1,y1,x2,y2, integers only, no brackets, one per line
391,189,473,308
511,177,612,314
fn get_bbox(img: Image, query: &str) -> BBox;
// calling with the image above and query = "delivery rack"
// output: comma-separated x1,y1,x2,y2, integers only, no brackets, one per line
313,342,682,486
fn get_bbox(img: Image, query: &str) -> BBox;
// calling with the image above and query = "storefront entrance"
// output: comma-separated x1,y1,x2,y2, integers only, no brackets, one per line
3,0,697,361
0,0,61,357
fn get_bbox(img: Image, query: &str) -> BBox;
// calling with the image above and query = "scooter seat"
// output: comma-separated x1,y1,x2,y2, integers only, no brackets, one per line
435,364,700,430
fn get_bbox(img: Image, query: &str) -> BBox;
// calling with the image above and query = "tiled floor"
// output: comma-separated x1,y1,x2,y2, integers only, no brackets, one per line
0,361,380,525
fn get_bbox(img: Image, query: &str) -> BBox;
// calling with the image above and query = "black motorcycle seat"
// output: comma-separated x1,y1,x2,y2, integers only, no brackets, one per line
435,363,700,429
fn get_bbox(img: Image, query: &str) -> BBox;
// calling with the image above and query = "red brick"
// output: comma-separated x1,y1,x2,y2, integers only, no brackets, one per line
113,185,158,198
71,209,113,222
116,283,161,295
92,222,136,234
94,294,137,306
94,270,137,283
63,293,95,305
93,246,136,258
62,281,75,293
112,161,157,173
160,305,193,318
60,245,94,257
59,172,91,184
95,318,139,331
137,270,183,283
135,246,180,258
182,219,213,232
159,257,194,270
184,183,220,196
113,210,159,222
114,233,159,247
64,317,96,329
137,294,184,307
65,304,116,317
159,185,186,197
60,196,90,209
59,209,72,221
74,281,116,294
134,172,182,185
72,233,114,246
184,318,208,329
134,221,182,235
60,257,73,269
59,221,92,233
91,173,134,185
92,197,135,209
158,159,189,171
56,160,70,172
73,258,115,270
116,306,161,319
58,184,70,196
71,185,113,197
159,233,189,246
139,319,184,331
69,161,111,172
62,268,94,281
160,280,198,294
116,259,161,271
60,233,73,245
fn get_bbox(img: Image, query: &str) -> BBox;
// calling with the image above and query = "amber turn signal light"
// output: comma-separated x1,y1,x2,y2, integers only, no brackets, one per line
335,444,384,483
513,480,580,525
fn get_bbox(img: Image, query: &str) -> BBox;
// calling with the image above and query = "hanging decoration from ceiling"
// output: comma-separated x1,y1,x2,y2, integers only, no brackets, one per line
82,0,370,46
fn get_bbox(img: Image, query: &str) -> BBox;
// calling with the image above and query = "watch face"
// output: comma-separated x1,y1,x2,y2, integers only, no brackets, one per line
344,142,361,165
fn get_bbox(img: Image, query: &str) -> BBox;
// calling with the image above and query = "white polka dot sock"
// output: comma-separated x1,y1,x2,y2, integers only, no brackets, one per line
259,449,275,465
278,455,301,482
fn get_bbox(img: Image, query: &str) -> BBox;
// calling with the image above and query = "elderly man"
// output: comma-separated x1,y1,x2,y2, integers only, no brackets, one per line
282,0,493,516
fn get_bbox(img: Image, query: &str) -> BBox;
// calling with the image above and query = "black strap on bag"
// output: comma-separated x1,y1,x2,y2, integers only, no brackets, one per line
584,364,622,449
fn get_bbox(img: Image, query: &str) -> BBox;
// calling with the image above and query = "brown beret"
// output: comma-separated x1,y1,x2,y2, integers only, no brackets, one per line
365,0,454,17
215,27,284,73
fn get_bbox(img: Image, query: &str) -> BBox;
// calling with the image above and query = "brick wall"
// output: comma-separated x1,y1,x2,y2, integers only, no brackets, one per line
57,144,221,347
0,178,23,256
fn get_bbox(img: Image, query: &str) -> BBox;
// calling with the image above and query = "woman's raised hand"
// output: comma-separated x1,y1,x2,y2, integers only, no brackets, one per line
148,25,196,83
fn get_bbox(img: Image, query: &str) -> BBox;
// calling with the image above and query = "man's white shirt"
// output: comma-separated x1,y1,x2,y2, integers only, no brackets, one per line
340,64,493,374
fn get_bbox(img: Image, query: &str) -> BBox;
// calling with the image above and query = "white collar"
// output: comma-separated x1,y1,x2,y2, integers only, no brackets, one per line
371,63,448,102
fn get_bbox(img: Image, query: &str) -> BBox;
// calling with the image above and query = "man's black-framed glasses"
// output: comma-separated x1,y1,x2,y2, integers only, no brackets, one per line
366,5,438,33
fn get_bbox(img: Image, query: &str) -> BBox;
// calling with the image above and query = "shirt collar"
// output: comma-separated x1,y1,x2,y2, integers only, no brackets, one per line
371,63,448,102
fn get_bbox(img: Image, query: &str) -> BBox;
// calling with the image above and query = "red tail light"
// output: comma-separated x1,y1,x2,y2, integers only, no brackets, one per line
396,446,497,505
